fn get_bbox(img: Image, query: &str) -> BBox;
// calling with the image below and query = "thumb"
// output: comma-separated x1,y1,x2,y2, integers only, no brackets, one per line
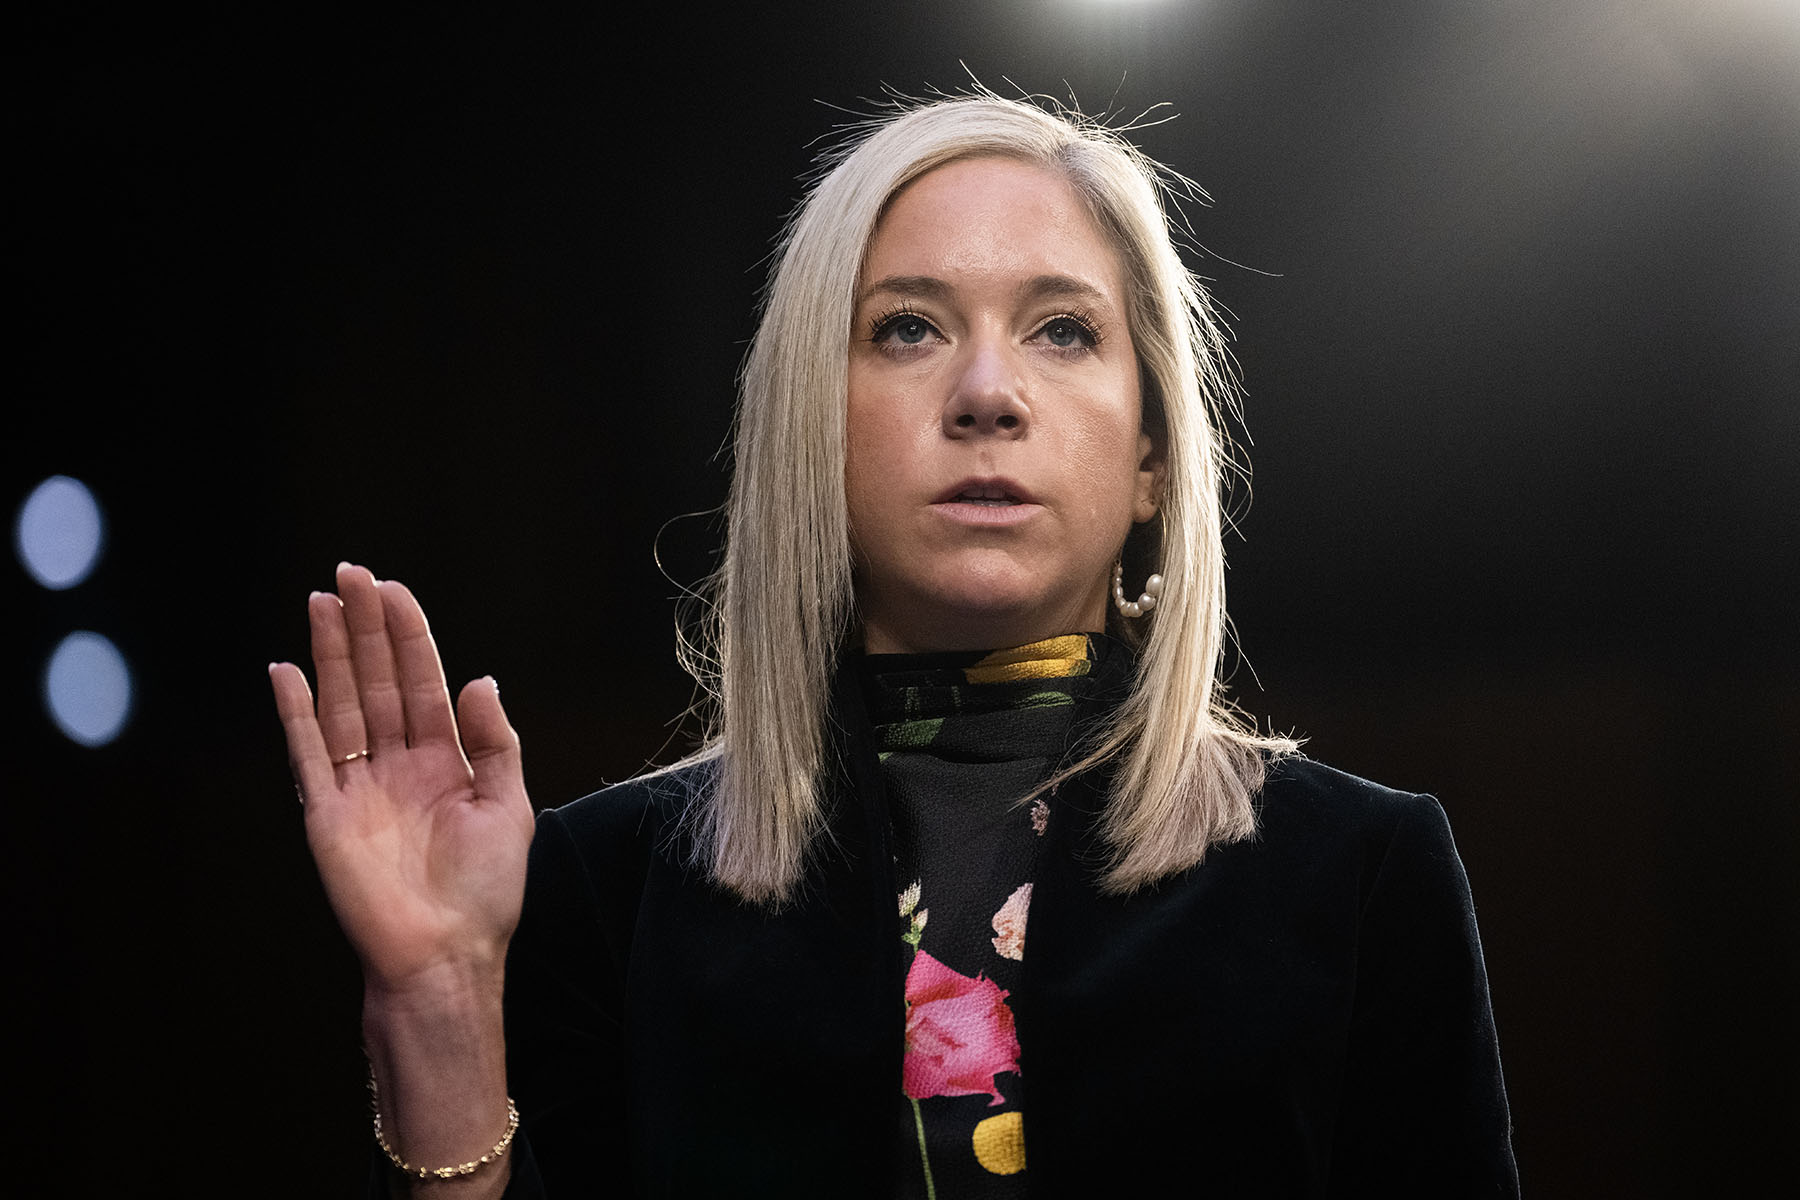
457,676,525,803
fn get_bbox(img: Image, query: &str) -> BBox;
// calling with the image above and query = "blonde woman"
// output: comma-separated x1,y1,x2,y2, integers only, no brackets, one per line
271,94,1518,1198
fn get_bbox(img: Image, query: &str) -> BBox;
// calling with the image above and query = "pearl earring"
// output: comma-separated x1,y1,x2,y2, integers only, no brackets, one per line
1112,561,1164,619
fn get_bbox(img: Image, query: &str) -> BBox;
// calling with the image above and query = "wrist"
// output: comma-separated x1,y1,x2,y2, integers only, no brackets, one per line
362,962,506,1076
371,1062,520,1186
363,956,505,1019
360,966,512,1195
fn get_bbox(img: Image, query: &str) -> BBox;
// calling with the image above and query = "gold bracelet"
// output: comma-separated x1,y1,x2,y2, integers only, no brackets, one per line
368,1066,520,1181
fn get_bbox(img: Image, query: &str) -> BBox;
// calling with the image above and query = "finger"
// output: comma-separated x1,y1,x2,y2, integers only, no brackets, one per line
337,563,406,754
457,677,526,805
308,581,369,760
378,578,459,749
268,661,335,801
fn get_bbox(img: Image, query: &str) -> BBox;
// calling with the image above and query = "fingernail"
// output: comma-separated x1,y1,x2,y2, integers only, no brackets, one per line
336,561,352,573
308,590,322,601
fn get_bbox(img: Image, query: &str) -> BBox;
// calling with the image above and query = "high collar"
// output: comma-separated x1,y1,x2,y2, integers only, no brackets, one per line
822,631,1139,889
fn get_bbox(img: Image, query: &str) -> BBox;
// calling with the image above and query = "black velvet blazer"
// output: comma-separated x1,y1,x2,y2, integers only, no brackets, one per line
476,652,1519,1198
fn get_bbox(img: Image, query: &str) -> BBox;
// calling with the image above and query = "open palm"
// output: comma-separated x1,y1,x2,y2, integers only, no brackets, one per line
270,563,534,993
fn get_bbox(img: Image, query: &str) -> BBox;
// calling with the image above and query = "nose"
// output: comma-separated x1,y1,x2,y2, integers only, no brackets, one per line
942,341,1029,439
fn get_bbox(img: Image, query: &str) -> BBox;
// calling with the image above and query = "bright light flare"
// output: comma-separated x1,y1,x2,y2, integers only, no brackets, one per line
15,475,105,590
44,631,134,747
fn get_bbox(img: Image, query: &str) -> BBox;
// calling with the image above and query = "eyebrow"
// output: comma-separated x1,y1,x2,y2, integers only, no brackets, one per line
857,272,1115,311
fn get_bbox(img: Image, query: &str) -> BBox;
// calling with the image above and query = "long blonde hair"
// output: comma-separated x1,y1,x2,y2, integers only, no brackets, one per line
677,92,1294,906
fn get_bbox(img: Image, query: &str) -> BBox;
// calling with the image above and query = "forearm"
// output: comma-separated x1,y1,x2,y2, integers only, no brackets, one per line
363,964,515,1200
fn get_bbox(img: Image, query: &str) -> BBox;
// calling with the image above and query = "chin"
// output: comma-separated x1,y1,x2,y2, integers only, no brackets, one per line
923,580,1093,646
858,553,1107,651
923,559,1044,617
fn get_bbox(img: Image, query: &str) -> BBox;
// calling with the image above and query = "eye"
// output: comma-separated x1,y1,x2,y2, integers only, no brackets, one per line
869,308,942,350
1033,314,1101,352
890,316,932,345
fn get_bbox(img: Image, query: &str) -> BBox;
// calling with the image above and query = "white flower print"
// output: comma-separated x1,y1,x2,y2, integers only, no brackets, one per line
990,883,1033,961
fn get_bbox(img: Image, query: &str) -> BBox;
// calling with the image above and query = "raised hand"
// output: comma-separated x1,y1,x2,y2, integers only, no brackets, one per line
269,562,535,996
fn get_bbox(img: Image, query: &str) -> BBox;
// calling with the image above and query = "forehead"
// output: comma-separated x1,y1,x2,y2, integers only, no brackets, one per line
862,157,1127,299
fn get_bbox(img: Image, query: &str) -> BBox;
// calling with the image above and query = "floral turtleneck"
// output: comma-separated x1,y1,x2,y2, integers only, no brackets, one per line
860,633,1103,1199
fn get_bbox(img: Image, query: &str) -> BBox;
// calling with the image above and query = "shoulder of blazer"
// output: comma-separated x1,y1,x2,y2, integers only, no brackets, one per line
1258,752,1446,837
530,758,718,893
1255,752,1470,920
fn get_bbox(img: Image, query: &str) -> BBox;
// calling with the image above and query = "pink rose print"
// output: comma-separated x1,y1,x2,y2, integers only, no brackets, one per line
990,883,1032,961
903,950,1021,1105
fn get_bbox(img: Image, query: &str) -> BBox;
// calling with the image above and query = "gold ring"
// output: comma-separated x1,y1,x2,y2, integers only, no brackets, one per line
338,749,371,764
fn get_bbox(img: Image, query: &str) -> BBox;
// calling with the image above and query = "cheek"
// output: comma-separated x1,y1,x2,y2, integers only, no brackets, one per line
845,400,884,472
844,397,910,536
844,372,878,499
1066,444,1139,538
1064,389,1147,521
847,370,936,480
843,435,877,540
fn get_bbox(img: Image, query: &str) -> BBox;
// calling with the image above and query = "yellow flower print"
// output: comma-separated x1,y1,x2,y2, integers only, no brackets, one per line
972,1111,1026,1175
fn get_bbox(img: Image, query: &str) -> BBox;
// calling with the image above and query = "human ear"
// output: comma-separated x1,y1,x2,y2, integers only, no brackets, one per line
1132,430,1165,523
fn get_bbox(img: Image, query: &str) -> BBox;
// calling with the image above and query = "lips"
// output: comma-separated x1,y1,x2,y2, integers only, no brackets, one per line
934,477,1037,506
929,477,1043,528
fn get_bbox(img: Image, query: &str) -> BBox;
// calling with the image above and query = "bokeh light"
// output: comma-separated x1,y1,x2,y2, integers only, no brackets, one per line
44,631,134,747
15,475,105,590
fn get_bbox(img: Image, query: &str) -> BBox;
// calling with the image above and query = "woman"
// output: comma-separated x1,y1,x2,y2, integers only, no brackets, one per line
271,94,1518,1198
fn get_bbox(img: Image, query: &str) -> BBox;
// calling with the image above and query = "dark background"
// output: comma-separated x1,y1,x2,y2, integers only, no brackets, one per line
8,2,1796,1195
